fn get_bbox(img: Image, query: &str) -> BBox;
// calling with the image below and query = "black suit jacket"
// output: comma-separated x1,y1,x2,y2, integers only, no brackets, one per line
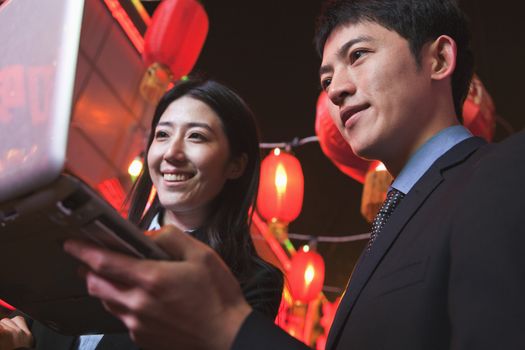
28,321,138,350
233,132,525,350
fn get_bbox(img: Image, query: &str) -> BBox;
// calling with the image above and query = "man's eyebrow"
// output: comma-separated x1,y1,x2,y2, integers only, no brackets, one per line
319,35,374,77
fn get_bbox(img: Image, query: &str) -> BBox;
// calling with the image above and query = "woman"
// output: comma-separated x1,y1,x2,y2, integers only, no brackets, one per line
1,78,283,349
130,78,283,305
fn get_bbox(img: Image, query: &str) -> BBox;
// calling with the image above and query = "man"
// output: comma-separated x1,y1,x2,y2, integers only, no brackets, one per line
62,0,525,349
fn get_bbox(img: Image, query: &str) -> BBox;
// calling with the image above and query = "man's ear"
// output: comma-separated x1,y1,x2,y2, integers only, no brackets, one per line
429,35,457,81
227,153,248,180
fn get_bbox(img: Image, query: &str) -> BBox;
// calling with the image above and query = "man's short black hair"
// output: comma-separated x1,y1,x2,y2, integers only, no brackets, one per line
314,0,474,119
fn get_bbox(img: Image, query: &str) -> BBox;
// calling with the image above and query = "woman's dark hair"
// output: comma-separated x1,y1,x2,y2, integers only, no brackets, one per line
314,0,474,120
128,78,267,279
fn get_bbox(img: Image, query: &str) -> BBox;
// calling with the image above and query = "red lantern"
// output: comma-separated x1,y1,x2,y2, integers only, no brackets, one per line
462,74,496,142
257,148,304,223
315,91,372,184
288,247,325,303
140,0,209,103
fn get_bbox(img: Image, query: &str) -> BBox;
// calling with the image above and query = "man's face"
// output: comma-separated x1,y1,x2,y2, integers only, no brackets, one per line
319,21,437,170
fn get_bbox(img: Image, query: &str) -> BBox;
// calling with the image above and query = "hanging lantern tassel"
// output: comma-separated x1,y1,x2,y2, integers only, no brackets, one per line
139,62,173,104
360,161,393,222
140,0,209,104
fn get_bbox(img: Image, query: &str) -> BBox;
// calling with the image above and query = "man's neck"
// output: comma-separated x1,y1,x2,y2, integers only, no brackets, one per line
385,119,461,177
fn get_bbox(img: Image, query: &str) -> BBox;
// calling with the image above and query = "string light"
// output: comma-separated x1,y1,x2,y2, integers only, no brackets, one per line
288,232,371,243
128,157,144,178
259,136,319,151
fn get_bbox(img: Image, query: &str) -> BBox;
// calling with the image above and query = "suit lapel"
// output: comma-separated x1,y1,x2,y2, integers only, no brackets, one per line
326,137,486,349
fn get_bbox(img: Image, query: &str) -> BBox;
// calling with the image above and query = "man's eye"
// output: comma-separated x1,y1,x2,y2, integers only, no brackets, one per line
321,77,332,91
350,50,367,63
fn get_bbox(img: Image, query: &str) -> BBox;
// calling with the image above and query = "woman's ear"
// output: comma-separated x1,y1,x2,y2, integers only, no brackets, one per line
428,35,457,81
227,153,248,180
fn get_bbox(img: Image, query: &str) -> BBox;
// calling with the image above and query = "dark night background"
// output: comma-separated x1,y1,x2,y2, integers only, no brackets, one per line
142,0,525,300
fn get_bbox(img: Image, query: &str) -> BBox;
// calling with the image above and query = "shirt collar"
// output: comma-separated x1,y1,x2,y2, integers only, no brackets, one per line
148,212,161,230
148,211,198,234
392,125,473,194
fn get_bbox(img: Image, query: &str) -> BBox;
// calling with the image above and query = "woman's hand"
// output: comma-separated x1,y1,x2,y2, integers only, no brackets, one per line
0,316,34,349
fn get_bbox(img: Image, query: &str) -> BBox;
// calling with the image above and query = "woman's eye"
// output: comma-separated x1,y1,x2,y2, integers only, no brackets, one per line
154,130,169,139
188,132,207,141
321,77,332,91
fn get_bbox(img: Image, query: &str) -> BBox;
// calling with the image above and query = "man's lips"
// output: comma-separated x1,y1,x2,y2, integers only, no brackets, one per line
340,103,370,126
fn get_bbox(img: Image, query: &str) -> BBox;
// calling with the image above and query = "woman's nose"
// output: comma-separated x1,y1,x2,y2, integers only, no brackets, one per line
163,138,186,163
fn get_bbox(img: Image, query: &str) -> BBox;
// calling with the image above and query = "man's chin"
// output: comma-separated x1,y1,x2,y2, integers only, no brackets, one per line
349,142,377,161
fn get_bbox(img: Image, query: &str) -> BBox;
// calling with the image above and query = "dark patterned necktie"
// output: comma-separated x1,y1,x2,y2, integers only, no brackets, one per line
367,188,405,252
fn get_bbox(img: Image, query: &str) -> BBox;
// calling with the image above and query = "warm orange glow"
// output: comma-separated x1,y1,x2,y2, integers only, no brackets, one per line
103,0,144,53
304,264,315,286
144,186,157,214
375,162,387,171
128,157,143,177
130,0,152,26
275,163,288,195
257,150,304,223
288,249,325,303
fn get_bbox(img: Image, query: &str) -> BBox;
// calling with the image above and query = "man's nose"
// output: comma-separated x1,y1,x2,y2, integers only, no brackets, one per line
327,71,356,107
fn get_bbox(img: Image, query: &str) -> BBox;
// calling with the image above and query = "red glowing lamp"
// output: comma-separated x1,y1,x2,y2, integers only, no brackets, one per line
257,148,304,223
140,0,208,103
462,74,496,142
315,91,372,184
288,247,325,303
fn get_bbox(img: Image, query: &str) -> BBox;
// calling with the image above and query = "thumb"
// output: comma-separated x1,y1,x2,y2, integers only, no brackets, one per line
148,225,209,260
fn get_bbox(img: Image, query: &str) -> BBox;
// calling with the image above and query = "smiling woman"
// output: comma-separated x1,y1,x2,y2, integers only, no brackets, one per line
130,79,282,285
2,78,283,350
146,95,244,230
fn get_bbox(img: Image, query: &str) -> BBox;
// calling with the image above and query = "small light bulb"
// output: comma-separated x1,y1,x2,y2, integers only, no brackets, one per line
128,158,143,177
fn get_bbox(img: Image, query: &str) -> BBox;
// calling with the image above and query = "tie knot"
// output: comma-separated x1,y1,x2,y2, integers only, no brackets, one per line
367,188,405,252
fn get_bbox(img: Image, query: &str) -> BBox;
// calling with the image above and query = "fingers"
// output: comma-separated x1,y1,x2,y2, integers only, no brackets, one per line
64,239,147,285
9,316,30,334
151,225,210,261
0,317,33,349
0,317,18,331
83,270,133,308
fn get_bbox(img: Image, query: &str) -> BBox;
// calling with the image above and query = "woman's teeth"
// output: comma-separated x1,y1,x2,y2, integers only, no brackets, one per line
163,173,190,182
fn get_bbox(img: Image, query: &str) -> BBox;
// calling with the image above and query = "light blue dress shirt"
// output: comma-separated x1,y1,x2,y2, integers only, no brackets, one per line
391,125,473,194
77,334,103,350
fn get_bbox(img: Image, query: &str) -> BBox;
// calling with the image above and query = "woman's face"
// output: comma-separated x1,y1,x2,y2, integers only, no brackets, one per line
147,96,243,218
